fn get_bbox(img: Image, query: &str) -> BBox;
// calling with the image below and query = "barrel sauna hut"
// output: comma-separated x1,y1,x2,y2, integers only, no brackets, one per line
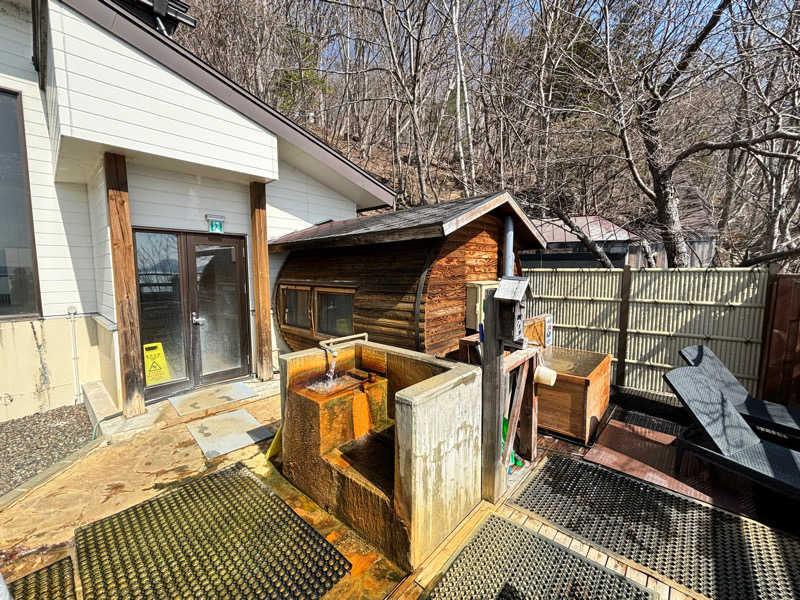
269,191,546,357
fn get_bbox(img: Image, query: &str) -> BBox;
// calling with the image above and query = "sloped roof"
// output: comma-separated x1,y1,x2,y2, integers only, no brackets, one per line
52,0,394,208
531,216,638,244
269,191,547,252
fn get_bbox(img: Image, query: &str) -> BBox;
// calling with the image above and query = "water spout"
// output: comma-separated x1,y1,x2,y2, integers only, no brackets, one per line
314,333,370,391
324,348,337,382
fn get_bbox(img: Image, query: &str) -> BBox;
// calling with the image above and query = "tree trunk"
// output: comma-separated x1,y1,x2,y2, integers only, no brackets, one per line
639,113,691,267
652,175,691,267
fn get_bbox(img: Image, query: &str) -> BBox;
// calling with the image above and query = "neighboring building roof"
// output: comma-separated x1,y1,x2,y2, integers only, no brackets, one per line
46,0,395,208
530,216,639,245
269,191,547,252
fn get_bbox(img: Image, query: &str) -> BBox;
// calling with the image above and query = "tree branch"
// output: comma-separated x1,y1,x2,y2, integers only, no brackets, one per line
668,129,800,172
739,246,800,266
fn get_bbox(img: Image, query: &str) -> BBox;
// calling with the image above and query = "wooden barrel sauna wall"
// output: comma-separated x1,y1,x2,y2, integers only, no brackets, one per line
274,214,509,357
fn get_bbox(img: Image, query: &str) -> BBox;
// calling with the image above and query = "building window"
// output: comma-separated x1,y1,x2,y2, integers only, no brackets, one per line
0,90,39,317
316,290,353,336
283,287,310,328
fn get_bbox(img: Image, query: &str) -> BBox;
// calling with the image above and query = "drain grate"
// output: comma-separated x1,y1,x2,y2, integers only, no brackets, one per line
75,463,350,600
7,557,76,600
424,515,653,600
511,455,800,600
612,406,685,437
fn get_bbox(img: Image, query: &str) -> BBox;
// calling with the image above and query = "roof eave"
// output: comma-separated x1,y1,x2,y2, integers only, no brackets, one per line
442,191,547,248
268,223,444,253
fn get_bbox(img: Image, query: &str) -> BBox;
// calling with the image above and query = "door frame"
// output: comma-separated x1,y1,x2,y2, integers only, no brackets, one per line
133,227,252,400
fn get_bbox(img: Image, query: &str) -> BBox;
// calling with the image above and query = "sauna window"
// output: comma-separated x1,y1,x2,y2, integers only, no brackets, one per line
316,291,353,336
0,90,39,318
283,287,310,328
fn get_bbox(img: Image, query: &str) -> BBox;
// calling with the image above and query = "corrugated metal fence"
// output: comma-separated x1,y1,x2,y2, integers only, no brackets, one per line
525,268,768,396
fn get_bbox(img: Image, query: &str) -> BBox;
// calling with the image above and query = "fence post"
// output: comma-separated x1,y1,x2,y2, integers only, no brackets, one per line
757,263,780,399
615,265,632,388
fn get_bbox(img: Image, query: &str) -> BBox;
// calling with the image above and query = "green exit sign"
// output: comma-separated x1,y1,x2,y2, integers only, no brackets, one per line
206,214,225,233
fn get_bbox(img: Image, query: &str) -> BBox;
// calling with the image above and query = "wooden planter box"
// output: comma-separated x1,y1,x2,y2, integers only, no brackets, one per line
535,346,611,445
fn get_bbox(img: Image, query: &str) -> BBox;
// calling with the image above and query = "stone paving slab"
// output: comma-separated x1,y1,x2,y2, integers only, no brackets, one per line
186,408,275,459
169,381,257,416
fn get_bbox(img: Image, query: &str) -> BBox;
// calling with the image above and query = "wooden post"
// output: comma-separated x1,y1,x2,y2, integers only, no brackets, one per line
615,265,632,388
105,153,146,418
756,263,780,399
250,182,273,380
481,288,506,503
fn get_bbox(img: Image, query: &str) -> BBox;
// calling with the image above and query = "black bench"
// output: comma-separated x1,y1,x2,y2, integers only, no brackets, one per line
664,366,800,499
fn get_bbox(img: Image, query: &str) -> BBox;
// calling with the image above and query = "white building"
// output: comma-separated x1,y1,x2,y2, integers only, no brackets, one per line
0,0,394,421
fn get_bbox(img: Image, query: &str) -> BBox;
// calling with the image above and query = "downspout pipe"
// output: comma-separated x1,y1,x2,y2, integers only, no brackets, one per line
503,215,514,277
67,306,81,405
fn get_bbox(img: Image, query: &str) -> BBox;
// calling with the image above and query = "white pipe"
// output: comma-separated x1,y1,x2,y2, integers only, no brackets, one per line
319,332,369,357
503,215,514,277
68,306,81,404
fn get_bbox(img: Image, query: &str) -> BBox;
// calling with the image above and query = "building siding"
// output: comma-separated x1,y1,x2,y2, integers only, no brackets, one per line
127,162,255,315
0,0,365,418
266,159,357,294
48,0,279,181
1,2,96,318
87,163,115,323
40,182,96,315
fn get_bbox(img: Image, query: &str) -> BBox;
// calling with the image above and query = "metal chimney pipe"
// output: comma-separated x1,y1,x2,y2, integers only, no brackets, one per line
503,215,514,276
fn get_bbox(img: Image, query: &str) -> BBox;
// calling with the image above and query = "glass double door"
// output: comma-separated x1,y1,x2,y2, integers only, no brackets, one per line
135,230,250,398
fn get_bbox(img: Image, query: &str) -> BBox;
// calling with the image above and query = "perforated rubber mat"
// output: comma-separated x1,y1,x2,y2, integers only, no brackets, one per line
75,463,350,600
612,406,685,437
424,515,653,600
7,557,76,600
511,455,800,599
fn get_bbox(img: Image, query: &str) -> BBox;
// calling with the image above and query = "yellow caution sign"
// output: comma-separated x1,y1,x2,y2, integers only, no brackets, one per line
143,342,171,386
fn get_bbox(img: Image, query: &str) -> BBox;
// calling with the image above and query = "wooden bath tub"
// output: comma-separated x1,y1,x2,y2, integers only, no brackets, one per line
535,346,611,445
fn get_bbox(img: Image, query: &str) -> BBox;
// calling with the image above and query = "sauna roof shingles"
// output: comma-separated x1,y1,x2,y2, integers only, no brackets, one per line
269,191,546,251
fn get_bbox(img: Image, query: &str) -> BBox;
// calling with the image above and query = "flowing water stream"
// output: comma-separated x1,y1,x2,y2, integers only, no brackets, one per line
307,350,342,394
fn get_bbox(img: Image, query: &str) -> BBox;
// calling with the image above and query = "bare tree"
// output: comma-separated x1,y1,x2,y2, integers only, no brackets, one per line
174,0,800,270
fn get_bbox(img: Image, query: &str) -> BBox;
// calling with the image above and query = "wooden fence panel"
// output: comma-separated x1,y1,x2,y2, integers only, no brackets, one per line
760,274,800,406
525,267,768,397
526,268,622,382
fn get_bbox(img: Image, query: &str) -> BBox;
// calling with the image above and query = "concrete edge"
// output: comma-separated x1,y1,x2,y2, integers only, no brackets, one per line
395,366,481,407
0,437,105,510
278,341,482,408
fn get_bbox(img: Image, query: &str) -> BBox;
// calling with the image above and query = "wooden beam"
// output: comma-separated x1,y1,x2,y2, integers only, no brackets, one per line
517,354,539,462
105,153,146,418
250,182,273,380
502,359,529,468
504,347,538,373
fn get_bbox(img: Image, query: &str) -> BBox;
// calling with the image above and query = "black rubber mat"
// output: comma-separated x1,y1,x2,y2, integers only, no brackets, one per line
7,557,76,600
612,406,685,437
424,515,653,600
511,455,800,600
75,463,350,600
